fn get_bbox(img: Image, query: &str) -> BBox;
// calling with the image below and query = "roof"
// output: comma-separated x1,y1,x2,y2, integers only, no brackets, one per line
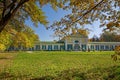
89,42,120,45
35,41,64,45
70,33,88,38
61,33,88,41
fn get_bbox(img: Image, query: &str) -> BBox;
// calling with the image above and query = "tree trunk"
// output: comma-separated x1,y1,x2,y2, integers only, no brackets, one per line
0,18,8,33
0,0,29,33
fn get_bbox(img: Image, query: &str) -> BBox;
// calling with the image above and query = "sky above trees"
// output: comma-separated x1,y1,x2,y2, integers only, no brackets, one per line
25,4,104,41
0,0,119,41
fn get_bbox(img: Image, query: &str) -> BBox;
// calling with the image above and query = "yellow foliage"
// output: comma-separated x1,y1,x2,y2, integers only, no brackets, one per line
112,45,120,61
0,43,6,51
77,29,88,36
115,45,120,55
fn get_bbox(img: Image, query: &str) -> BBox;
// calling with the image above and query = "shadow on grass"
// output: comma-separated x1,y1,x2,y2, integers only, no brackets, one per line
0,66,120,80
0,72,30,80
31,66,120,80
0,57,10,60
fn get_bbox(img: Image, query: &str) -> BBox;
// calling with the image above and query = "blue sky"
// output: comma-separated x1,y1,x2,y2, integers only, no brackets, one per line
26,5,104,41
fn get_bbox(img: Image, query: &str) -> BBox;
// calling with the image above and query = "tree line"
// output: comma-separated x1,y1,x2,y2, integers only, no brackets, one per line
89,31,120,42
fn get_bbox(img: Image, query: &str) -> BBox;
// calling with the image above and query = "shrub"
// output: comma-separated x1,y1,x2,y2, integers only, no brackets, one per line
111,45,120,61
115,45,120,55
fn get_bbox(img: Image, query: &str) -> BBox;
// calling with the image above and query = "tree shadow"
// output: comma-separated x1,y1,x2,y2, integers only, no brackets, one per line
0,72,14,80
0,57,9,60
0,72,30,80
0,66,120,80
31,66,120,80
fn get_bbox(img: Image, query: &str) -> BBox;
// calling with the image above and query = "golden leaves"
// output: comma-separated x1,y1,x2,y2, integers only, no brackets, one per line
24,1,48,26
12,26,39,48
0,30,12,51
77,29,88,36
0,43,6,51
115,45,120,55
106,21,120,31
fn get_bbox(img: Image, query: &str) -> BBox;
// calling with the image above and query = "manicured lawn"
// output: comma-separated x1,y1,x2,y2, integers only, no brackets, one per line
0,51,120,80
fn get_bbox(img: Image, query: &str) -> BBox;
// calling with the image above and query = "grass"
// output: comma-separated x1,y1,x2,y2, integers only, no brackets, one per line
0,51,120,80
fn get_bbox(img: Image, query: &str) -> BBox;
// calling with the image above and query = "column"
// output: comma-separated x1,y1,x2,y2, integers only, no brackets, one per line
87,44,89,51
94,45,95,50
40,45,42,50
72,41,74,50
103,45,105,50
52,45,54,50
65,40,67,50
46,45,48,50
99,45,101,51
58,44,60,50
79,42,81,51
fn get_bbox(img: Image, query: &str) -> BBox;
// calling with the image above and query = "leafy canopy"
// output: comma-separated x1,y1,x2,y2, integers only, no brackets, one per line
49,0,120,38
0,0,64,32
0,0,120,39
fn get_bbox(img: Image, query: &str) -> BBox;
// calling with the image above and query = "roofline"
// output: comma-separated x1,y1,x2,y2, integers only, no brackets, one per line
89,42,120,44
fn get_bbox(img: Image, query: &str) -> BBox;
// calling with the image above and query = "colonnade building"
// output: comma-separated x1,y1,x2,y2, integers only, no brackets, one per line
9,33,120,51
33,33,120,51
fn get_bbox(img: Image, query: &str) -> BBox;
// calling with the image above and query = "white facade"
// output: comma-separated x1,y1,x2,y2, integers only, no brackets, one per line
8,33,120,51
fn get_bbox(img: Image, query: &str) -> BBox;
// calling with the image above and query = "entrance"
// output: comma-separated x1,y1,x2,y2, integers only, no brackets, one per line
74,44,80,51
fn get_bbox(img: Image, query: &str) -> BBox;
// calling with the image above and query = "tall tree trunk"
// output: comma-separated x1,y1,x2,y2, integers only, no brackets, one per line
0,0,29,33
0,20,6,33
0,13,12,32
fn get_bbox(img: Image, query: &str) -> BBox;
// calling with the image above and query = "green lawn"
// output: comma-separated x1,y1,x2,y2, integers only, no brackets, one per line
0,51,120,80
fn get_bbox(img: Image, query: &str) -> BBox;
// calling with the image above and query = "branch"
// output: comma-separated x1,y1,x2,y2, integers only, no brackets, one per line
2,0,6,18
71,0,105,25
0,0,30,32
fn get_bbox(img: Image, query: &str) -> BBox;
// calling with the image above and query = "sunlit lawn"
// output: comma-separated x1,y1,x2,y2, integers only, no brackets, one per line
0,51,120,80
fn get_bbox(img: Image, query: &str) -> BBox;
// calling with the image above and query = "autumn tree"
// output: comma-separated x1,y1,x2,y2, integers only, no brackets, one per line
0,0,120,39
89,35,99,42
0,24,39,51
0,29,12,51
49,0,120,38
0,0,63,51
99,31,120,42
0,0,64,32
9,22,39,50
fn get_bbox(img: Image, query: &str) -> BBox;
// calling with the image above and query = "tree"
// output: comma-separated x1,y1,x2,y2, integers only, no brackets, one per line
0,0,62,50
89,35,99,42
111,45,120,61
0,22,38,51
49,0,120,37
0,28,12,51
0,0,120,42
11,25,39,50
99,31,120,42
0,0,63,32
0,0,120,37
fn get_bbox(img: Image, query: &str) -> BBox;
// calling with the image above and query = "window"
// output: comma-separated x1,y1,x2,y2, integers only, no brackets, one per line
67,44,72,50
95,45,99,50
105,45,109,50
54,45,58,50
48,45,52,51
36,45,40,50
100,45,104,50
90,45,94,50
111,45,114,50
74,40,79,43
42,45,46,50
81,44,86,51
60,45,65,50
